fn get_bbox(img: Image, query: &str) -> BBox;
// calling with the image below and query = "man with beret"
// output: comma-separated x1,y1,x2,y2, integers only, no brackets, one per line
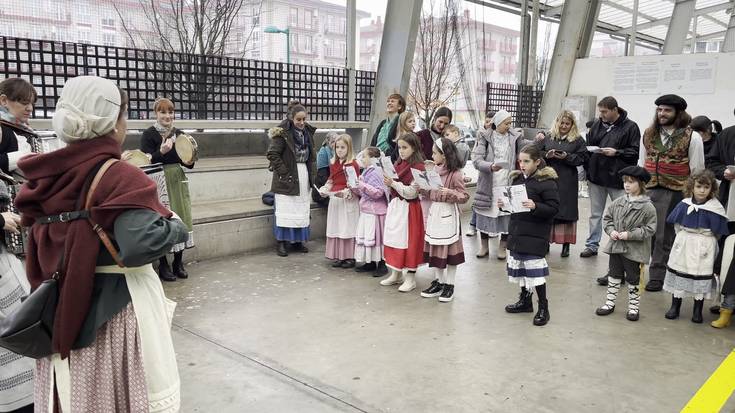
638,94,704,292
580,96,641,262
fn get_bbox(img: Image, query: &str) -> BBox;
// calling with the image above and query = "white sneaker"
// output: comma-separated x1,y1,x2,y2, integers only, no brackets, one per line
398,272,417,292
380,270,404,286
466,227,476,236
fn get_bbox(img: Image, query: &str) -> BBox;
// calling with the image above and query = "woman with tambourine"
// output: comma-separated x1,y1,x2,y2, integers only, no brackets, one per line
141,98,196,281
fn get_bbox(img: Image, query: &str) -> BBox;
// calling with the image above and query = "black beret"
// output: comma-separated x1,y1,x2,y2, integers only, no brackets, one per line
655,94,687,111
619,166,651,183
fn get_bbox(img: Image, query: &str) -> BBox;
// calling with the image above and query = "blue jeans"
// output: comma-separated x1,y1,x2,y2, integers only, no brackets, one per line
469,210,477,228
722,294,735,310
585,182,624,251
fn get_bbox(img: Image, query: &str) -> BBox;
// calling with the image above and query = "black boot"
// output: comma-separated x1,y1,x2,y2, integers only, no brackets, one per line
533,299,550,326
158,257,176,282
374,260,389,277
505,288,534,313
710,304,721,315
355,262,377,272
665,296,682,319
276,241,288,257
172,251,188,279
561,243,570,258
292,242,309,253
692,299,704,323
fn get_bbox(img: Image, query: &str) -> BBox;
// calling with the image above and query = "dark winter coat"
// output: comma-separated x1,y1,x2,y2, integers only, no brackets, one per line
585,109,641,189
416,128,440,160
266,120,317,196
706,126,734,203
506,166,560,257
369,118,400,161
536,134,588,222
0,122,37,174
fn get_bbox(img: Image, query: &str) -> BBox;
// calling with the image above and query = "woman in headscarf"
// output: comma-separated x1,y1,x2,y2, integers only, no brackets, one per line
267,100,317,257
0,77,37,413
471,110,525,260
369,93,405,161
535,110,588,257
15,76,187,412
140,98,196,282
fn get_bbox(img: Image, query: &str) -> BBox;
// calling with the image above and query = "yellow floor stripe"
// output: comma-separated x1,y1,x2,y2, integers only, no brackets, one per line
682,349,735,413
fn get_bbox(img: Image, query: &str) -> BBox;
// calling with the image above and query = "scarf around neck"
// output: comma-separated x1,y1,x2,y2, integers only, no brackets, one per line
0,106,36,136
15,136,172,358
154,121,174,139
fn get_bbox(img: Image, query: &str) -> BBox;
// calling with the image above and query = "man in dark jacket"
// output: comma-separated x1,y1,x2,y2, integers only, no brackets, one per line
581,96,641,259
706,118,735,311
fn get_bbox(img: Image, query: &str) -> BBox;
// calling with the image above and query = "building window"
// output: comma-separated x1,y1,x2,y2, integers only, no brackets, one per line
77,4,92,25
340,18,346,34
103,33,116,46
290,7,298,27
328,14,335,33
304,9,313,29
101,17,116,28
339,41,346,58
78,30,90,44
303,35,313,53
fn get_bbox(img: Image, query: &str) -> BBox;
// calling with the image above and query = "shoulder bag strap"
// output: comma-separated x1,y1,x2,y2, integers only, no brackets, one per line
84,159,125,268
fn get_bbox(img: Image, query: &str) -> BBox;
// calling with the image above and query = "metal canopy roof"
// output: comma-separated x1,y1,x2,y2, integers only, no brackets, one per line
467,0,734,49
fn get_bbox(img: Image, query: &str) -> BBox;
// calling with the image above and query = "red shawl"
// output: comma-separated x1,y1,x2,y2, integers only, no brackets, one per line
329,160,360,191
392,159,424,200
14,136,172,358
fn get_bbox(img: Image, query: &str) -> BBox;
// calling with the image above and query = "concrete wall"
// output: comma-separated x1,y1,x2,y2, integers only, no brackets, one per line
568,53,735,132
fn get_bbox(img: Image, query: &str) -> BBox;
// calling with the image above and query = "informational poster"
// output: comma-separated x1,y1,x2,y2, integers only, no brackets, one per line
613,57,716,95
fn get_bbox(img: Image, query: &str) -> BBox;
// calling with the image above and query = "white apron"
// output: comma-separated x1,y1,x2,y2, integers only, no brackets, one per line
274,163,311,228
383,197,409,249
325,193,360,239
42,264,180,413
425,202,461,246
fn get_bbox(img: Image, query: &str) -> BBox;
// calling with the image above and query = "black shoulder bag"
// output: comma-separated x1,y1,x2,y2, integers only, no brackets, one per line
0,159,123,359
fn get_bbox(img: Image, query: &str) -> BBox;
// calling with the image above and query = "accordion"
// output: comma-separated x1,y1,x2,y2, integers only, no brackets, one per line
0,132,62,256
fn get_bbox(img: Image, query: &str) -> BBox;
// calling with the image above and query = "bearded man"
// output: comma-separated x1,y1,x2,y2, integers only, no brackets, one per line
638,94,705,292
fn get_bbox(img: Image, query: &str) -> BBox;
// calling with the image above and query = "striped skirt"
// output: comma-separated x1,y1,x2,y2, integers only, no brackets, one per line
423,239,465,269
550,221,577,244
507,252,549,288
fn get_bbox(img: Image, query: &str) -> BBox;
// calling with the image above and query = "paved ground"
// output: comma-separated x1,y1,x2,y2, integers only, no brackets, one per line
165,202,735,413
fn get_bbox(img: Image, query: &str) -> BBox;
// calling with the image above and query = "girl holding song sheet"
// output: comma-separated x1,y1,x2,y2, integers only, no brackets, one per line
418,137,469,303
319,134,360,268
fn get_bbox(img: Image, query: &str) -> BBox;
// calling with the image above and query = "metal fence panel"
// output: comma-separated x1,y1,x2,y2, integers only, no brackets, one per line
0,36,374,122
485,82,544,128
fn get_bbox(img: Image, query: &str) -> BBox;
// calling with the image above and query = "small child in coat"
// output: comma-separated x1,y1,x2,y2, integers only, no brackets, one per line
596,166,657,321
501,144,560,326
418,138,470,302
663,170,729,323
352,147,389,276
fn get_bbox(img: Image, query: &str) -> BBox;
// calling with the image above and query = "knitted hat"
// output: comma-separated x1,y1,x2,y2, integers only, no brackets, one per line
492,110,511,129
619,165,651,183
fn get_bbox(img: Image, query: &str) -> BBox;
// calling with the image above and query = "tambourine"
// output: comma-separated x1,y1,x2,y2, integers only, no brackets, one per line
175,133,199,164
124,150,152,167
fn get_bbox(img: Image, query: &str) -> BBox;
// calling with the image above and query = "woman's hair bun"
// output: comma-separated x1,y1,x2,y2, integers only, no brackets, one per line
288,100,302,109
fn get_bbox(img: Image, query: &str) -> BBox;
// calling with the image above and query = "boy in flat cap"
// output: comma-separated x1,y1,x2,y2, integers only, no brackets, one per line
596,166,656,321
638,94,705,292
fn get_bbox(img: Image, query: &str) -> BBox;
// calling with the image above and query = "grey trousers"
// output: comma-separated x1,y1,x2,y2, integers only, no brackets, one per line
648,188,683,282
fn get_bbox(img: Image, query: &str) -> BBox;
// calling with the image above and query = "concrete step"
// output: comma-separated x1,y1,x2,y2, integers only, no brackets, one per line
185,156,271,202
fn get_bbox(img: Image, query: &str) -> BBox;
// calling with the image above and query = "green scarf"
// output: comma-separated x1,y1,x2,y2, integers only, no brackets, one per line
376,115,398,152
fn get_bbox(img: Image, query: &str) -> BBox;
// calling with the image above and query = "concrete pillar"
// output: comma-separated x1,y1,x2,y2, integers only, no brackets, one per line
578,0,601,58
537,0,600,128
518,0,531,85
629,0,639,56
347,0,357,121
528,0,540,86
366,0,423,144
663,0,695,55
723,1,735,53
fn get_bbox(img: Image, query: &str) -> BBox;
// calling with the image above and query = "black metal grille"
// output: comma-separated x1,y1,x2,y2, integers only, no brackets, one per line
0,36,375,122
355,70,376,122
485,82,544,128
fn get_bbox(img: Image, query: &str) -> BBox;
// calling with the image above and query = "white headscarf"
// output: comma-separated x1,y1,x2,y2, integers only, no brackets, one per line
492,110,511,129
52,76,122,143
